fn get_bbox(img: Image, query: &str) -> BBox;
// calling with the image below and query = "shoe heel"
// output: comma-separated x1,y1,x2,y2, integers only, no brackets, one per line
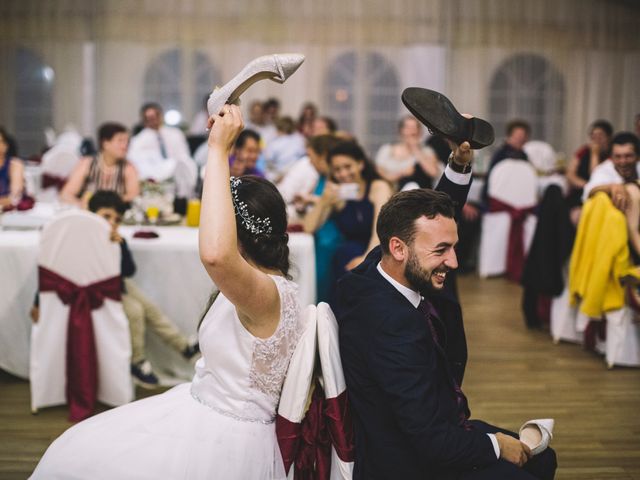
469,118,495,149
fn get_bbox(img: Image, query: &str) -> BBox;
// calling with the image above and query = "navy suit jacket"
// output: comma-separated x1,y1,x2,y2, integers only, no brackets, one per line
337,172,498,480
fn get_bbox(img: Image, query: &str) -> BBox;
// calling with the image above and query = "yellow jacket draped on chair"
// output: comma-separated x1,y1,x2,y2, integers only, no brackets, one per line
569,192,640,318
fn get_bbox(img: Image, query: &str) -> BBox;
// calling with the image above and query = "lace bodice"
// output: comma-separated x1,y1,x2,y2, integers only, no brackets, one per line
190,275,303,424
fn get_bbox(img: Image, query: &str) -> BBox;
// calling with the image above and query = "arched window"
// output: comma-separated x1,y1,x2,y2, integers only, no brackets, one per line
489,54,565,149
14,48,54,157
194,51,219,115
144,49,182,116
143,49,220,126
324,51,400,156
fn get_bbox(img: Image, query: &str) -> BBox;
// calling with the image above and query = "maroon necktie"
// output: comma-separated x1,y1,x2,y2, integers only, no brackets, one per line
418,298,473,430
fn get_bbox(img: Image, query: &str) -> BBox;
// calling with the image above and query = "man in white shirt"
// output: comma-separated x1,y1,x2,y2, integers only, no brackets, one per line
128,103,197,198
583,132,640,256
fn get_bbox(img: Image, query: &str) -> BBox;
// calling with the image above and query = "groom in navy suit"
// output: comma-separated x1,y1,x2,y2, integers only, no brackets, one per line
337,139,557,479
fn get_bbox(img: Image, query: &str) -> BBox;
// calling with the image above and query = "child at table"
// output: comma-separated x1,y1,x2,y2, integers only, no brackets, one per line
32,190,199,387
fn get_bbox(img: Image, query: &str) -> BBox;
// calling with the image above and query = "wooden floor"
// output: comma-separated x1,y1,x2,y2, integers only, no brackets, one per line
1,275,640,479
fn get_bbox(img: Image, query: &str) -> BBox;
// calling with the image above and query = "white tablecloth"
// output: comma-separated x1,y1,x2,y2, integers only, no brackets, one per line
0,225,316,380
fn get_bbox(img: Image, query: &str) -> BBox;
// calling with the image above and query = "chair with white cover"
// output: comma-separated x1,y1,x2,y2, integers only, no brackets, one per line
30,210,133,421
317,302,354,480
276,304,318,478
523,140,568,196
603,306,640,368
523,141,556,175
478,159,538,280
550,280,586,345
560,192,640,367
39,143,81,201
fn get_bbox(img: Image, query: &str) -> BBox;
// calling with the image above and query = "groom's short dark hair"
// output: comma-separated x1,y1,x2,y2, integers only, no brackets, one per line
377,189,455,255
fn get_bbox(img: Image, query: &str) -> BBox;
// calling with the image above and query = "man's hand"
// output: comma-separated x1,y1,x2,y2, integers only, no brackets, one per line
110,230,123,243
446,140,473,166
496,432,532,467
610,184,629,211
30,306,39,324
320,182,340,207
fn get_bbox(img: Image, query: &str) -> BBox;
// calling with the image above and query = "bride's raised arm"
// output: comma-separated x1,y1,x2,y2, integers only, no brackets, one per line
199,104,281,338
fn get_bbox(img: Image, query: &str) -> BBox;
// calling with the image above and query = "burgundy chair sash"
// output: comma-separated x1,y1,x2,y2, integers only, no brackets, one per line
1,195,35,212
38,266,122,421
276,413,302,474
324,390,355,463
488,197,536,282
276,379,355,480
41,173,67,190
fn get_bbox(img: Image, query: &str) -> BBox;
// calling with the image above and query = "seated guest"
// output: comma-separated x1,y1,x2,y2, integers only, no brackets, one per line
0,127,25,208
375,116,441,189
231,129,264,177
297,101,318,138
304,141,392,302
565,119,613,212
313,116,338,136
89,191,199,386
263,116,306,183
244,100,277,147
278,134,344,210
259,97,280,147
278,134,344,302
31,191,199,387
229,152,248,177
60,122,139,207
128,102,196,198
583,131,640,259
198,129,265,180
482,119,531,205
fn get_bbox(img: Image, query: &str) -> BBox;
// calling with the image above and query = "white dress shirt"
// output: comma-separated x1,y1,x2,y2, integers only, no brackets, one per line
582,159,640,202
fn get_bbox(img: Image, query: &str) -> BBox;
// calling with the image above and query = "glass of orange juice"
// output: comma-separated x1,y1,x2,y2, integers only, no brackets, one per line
146,205,160,224
186,199,201,227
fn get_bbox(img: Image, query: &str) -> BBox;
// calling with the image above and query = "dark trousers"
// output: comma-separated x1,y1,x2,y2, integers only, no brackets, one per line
458,420,557,480
456,212,481,273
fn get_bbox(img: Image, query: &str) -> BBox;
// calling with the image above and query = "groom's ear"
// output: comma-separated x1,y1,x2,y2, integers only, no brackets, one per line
388,237,407,263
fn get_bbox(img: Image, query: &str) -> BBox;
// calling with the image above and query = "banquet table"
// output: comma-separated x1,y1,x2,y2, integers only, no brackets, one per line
0,224,316,381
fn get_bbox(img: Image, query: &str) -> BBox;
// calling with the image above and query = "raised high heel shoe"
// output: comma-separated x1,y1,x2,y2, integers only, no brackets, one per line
207,53,305,116
519,418,554,456
401,87,495,149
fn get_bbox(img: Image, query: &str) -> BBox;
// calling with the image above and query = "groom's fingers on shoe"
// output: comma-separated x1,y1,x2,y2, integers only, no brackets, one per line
459,141,471,152
454,141,473,164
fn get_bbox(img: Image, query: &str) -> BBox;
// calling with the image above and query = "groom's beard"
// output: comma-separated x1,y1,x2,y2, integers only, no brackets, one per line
404,248,448,294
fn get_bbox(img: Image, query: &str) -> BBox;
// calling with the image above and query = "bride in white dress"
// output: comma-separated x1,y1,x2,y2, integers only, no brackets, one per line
31,105,304,479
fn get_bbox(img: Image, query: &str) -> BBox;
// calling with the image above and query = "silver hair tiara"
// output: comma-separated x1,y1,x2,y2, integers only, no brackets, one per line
230,177,273,235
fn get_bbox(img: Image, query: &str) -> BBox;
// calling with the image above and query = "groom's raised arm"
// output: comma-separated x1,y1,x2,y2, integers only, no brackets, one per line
435,164,472,221
434,142,473,220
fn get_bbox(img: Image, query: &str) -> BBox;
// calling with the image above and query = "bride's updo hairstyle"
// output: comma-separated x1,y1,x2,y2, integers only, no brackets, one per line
231,175,290,278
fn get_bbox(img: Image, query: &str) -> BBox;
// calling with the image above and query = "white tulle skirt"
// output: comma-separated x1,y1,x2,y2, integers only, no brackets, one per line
30,383,286,480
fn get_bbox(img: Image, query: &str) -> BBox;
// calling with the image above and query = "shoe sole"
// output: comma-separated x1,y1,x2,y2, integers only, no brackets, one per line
401,87,495,149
